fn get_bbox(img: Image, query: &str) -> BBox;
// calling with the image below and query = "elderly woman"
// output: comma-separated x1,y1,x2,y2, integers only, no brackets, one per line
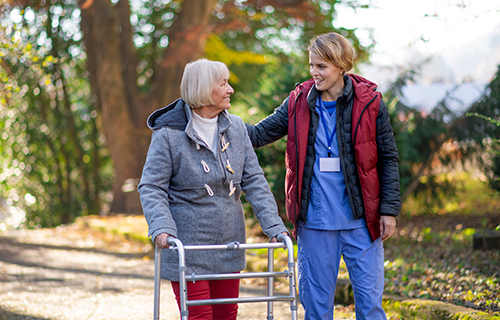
138,59,288,320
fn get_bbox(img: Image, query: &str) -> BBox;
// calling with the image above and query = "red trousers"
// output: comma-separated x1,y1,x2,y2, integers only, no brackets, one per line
171,278,240,320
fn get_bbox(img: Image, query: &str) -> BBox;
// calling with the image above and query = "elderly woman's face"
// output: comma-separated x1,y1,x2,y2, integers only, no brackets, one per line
210,76,234,111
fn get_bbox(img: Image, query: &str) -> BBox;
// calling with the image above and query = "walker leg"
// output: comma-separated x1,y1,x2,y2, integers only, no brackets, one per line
290,263,298,320
154,245,162,320
279,234,299,320
167,237,188,320
179,272,188,320
267,247,274,320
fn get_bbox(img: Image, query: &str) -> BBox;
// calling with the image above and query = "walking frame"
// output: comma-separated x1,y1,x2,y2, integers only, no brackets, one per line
153,234,298,320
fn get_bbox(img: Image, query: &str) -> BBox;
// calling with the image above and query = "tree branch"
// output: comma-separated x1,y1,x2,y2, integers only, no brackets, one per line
149,0,217,109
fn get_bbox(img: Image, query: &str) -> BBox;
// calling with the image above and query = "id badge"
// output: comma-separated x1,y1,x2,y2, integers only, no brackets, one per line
320,157,340,172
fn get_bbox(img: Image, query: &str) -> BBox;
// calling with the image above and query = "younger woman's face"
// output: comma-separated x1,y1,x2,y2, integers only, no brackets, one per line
309,51,344,101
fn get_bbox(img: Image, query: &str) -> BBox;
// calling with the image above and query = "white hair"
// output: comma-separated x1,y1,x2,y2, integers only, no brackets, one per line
180,59,230,108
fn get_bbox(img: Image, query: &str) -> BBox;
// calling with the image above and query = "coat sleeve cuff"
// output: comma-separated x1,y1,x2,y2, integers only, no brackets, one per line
379,204,400,217
380,212,398,217
263,224,289,241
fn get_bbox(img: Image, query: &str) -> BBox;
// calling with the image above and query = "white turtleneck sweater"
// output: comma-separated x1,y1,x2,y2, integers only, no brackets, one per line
191,109,218,152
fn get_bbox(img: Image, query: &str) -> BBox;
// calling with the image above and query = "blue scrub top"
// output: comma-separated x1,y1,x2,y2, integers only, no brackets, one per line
298,96,366,230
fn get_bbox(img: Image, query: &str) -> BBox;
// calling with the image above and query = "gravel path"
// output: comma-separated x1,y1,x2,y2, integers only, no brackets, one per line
0,228,305,320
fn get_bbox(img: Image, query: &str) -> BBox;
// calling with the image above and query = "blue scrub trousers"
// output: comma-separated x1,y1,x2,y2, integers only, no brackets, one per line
297,226,386,320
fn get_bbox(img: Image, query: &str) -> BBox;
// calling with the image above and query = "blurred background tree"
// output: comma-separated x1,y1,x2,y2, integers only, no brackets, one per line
0,4,112,227
1,0,498,230
383,65,500,217
466,67,500,192
0,0,370,227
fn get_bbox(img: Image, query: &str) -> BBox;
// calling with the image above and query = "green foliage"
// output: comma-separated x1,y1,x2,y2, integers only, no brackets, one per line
464,67,500,229
384,64,500,207
123,0,368,93
205,34,270,84
128,0,183,92
215,0,371,96
0,5,112,227
377,69,454,208
465,67,500,193
402,173,500,219
0,0,372,229
216,0,372,61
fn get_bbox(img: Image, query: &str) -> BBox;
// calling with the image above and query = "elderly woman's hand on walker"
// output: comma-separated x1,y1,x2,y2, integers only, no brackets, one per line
270,232,289,243
154,233,172,249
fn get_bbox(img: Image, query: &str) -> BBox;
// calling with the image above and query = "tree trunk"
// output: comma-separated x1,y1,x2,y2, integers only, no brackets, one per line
80,0,142,214
80,0,217,214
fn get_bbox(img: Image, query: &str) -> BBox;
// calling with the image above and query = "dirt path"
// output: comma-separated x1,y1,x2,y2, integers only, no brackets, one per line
0,228,306,320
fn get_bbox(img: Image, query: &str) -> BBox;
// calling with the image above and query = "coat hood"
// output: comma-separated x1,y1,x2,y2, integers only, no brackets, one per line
147,98,189,131
347,74,379,102
146,98,232,137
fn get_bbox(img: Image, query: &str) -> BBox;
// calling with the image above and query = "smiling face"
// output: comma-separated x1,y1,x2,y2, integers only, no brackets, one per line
196,76,234,119
211,76,233,110
309,51,344,102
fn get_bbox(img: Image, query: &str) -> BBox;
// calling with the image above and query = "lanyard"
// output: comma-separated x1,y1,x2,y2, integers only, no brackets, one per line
318,95,336,157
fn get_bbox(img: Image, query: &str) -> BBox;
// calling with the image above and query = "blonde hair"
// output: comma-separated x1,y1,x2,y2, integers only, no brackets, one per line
308,32,354,74
180,59,230,108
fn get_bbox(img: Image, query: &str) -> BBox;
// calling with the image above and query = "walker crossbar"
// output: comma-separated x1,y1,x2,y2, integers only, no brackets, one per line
186,295,295,306
171,242,289,251
153,234,298,320
185,271,290,281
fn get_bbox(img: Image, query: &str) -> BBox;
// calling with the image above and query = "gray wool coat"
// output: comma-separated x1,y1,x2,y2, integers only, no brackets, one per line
138,99,288,281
